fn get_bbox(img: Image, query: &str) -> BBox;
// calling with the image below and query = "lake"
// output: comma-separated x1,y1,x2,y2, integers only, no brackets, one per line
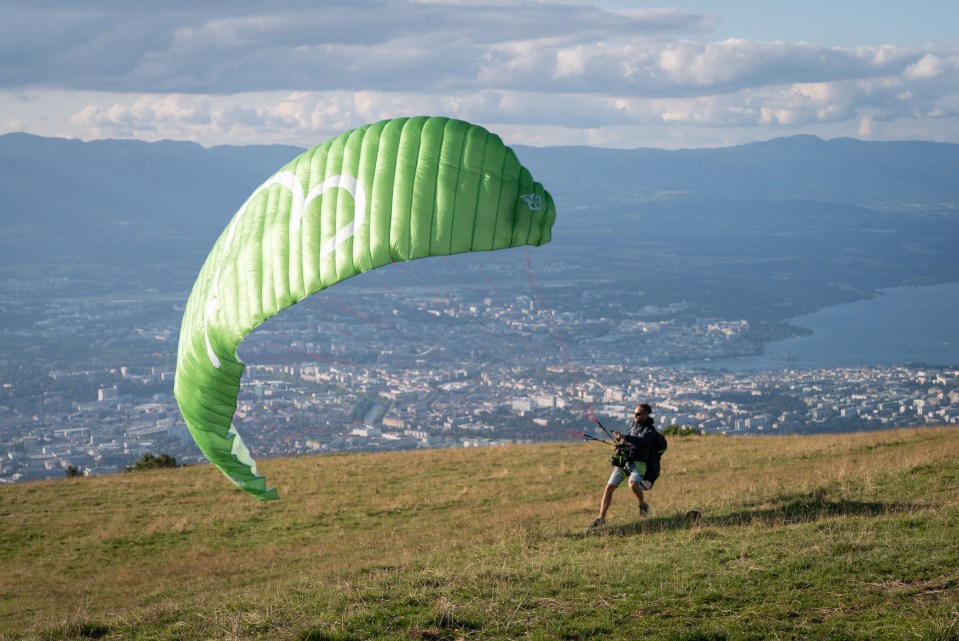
697,282,959,371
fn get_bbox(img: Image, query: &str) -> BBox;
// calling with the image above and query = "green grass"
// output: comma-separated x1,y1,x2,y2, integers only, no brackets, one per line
2,427,959,640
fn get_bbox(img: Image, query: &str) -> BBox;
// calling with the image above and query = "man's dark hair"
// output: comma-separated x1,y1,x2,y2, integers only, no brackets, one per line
637,403,652,414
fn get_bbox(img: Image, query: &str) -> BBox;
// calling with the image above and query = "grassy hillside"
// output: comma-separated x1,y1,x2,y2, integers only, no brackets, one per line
3,427,959,640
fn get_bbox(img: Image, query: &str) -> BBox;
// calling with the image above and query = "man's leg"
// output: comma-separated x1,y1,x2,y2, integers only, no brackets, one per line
592,468,625,527
628,480,649,514
599,483,617,521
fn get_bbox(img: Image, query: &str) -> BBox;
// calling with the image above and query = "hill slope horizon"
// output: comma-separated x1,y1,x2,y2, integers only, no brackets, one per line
3,426,958,640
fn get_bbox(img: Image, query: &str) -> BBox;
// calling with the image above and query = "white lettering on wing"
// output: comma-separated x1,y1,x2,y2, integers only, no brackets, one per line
204,171,366,368
520,193,542,211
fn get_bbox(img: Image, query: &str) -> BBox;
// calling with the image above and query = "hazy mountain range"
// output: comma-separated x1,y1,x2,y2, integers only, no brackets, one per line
518,135,959,206
2,132,957,233
1,132,957,323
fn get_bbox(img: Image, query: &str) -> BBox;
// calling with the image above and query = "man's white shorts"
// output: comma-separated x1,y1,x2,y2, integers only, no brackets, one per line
608,463,652,489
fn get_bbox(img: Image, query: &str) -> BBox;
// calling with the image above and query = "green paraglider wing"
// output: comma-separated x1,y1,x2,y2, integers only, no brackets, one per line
174,117,556,499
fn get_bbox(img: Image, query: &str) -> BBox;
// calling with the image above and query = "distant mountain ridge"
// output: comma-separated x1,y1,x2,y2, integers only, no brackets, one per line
0,133,302,229
515,135,959,205
2,132,957,232
1,132,957,283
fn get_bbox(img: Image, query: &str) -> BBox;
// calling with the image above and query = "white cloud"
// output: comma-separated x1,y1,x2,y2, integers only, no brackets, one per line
0,1,957,147
904,53,959,80
0,2,711,93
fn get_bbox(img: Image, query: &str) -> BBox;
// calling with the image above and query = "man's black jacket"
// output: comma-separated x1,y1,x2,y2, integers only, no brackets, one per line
619,418,667,483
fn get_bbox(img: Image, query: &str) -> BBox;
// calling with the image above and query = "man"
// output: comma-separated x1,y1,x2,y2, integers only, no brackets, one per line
590,403,662,528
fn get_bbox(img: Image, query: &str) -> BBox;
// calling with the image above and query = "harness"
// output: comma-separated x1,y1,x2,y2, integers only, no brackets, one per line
609,443,631,470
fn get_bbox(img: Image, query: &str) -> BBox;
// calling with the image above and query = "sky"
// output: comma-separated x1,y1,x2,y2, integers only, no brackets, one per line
2,0,958,150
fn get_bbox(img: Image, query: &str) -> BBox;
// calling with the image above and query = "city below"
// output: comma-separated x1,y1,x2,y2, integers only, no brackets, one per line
3,278,957,485
4,132,959,488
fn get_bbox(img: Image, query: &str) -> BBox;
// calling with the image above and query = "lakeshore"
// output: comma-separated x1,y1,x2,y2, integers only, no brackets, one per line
699,282,959,371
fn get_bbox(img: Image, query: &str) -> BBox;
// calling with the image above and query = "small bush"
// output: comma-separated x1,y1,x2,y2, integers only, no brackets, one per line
662,424,702,436
125,452,178,472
